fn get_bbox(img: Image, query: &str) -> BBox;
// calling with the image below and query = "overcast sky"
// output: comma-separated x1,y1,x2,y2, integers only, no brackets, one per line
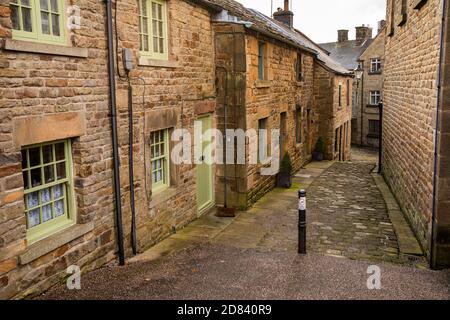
235,0,387,43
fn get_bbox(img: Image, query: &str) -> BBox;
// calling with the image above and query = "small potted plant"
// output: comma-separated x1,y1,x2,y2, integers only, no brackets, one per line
277,153,293,188
312,137,325,161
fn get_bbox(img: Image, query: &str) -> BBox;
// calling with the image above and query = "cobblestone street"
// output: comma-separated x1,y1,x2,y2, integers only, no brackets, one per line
37,148,446,300
307,162,403,263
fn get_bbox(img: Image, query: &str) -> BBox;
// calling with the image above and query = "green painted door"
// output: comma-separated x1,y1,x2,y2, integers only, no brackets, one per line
196,115,213,213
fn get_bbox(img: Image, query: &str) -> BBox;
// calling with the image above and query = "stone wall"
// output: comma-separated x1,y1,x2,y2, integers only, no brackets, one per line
0,0,216,299
383,0,442,255
243,31,318,208
314,64,352,161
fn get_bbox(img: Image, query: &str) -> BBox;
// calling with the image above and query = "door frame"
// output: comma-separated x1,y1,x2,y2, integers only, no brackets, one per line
196,113,215,216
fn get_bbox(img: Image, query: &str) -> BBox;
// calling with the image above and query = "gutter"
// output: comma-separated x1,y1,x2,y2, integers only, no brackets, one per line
430,0,447,269
104,0,125,266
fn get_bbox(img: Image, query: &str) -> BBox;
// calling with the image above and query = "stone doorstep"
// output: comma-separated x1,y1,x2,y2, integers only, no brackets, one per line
371,173,424,256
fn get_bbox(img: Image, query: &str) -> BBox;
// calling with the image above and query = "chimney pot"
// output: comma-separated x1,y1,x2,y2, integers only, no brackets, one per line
273,0,294,28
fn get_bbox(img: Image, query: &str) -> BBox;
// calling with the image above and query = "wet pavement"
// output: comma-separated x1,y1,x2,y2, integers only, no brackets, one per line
36,148,449,300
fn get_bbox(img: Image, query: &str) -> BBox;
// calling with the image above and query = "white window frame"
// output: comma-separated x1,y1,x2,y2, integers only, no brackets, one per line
150,129,170,193
139,0,169,60
370,58,381,73
370,91,381,105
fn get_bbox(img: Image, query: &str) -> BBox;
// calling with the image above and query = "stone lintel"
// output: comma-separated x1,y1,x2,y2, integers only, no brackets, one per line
13,112,86,148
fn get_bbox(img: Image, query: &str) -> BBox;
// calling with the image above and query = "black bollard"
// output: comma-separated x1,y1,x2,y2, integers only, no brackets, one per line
298,189,307,254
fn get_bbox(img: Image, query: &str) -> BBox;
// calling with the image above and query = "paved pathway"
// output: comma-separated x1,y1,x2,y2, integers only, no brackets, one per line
37,148,447,300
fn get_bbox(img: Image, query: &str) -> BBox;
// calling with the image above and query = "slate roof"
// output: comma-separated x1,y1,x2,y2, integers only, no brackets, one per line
192,0,352,75
319,39,373,71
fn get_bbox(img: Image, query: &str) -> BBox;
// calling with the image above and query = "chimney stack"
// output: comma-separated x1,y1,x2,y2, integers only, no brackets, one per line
378,20,387,33
338,30,349,43
273,0,294,28
355,25,373,46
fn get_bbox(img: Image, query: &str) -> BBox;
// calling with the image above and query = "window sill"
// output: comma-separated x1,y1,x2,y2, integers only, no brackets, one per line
4,39,88,58
295,81,304,87
368,71,382,75
150,187,178,209
19,222,94,265
255,80,271,88
138,57,178,68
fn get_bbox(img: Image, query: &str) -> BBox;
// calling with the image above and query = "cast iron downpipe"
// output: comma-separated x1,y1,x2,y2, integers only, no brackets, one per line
431,0,447,269
128,78,137,255
105,0,125,266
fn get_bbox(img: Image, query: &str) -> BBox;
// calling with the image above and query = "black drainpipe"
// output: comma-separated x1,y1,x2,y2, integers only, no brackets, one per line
105,0,125,266
431,0,447,269
128,78,137,255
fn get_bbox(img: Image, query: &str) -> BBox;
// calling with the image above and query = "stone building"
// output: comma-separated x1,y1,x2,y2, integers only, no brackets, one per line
0,0,219,299
383,0,450,269
209,0,353,209
0,0,352,298
320,23,386,148
354,24,386,148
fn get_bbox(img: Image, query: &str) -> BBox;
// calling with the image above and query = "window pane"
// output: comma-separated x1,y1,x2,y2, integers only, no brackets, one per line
22,7,32,32
144,35,149,51
142,17,148,33
50,0,58,12
159,38,164,53
28,209,41,228
21,0,31,6
55,143,65,160
52,184,63,199
21,150,28,168
23,171,29,190
29,147,41,167
42,204,53,222
26,192,39,209
30,168,42,187
152,20,157,36
152,2,157,17
41,11,50,34
42,145,53,163
141,0,147,15
153,37,158,53
40,0,49,11
51,13,60,36
44,165,54,183
157,3,162,19
40,188,51,204
11,5,20,30
158,21,163,37
55,199,64,216
56,162,66,179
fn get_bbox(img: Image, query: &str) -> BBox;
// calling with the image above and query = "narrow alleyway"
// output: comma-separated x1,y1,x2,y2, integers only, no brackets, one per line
37,148,449,300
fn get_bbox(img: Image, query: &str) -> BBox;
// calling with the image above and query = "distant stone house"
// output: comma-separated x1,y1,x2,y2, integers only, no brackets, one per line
320,23,386,148
0,0,352,299
356,26,386,148
383,0,450,269
208,0,353,209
